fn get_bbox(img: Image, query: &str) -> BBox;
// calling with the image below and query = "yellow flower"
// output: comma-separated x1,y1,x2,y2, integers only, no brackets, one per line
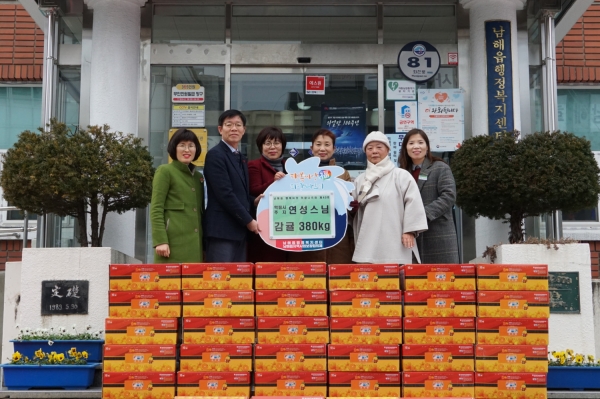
575,354,584,364
566,349,574,356
34,349,45,359
81,351,88,359
588,355,595,363
560,356,566,365
69,347,77,356
12,352,21,362
56,353,65,362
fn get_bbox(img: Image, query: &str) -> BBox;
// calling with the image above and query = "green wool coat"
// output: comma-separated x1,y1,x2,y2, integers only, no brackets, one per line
150,160,204,263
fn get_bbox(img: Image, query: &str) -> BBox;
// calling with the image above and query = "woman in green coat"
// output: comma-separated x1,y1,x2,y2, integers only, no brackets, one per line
150,128,204,263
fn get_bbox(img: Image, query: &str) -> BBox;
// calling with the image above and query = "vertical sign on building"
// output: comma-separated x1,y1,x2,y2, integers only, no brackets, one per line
486,20,514,137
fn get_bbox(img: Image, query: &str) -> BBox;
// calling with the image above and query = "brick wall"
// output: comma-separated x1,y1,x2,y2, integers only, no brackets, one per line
0,239,31,272
582,241,600,279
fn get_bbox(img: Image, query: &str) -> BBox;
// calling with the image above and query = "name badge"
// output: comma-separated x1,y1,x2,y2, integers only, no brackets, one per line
418,174,428,181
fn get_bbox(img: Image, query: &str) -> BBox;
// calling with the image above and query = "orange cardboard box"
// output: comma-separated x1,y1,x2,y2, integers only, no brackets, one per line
255,262,327,290
329,291,402,317
476,318,549,345
183,317,255,344
402,344,474,372
179,344,253,372
181,263,253,290
476,264,548,291
403,317,476,344
404,291,476,317
329,317,402,345
328,371,401,397
102,371,176,399
328,344,400,372
256,290,328,317
103,345,176,372
182,290,254,317
108,291,181,318
477,291,550,318
257,317,329,344
402,371,475,398
328,264,400,290
255,344,327,371
401,264,476,291
254,371,328,396
475,345,548,373
105,318,178,345
177,371,251,397
109,264,181,291
475,372,547,399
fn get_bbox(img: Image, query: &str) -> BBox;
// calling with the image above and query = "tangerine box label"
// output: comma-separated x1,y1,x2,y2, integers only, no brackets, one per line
477,264,548,291
102,371,175,399
402,371,475,398
183,317,255,344
401,264,476,291
328,371,401,397
475,372,547,399
477,291,550,318
255,263,327,290
256,290,328,317
257,317,329,344
109,264,181,291
254,371,328,397
403,317,475,344
476,318,549,345
105,318,178,345
404,291,476,317
103,345,176,372
475,345,548,373
255,344,327,371
328,264,400,290
402,344,474,372
176,371,251,397
330,291,402,317
181,263,253,290
108,291,181,318
329,317,402,345
179,344,253,372
328,344,400,372
183,290,254,317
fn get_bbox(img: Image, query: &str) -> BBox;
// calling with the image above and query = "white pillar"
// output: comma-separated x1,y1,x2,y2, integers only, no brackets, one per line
84,0,147,257
460,0,526,256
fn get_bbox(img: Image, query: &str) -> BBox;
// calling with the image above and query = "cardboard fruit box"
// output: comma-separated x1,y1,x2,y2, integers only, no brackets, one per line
329,291,402,317
327,344,400,372
401,264,476,291
108,290,181,318
476,318,549,346
402,344,474,372
254,371,328,397
179,344,253,372
328,264,400,291
476,264,548,291
475,345,548,373
328,371,401,397
254,344,327,371
182,290,254,317
255,262,327,290
257,317,329,344
477,291,550,318
102,371,176,399
404,291,476,318
329,317,402,345
109,263,181,291
183,317,255,344
403,317,476,345
475,372,547,399
402,371,475,398
256,290,328,317
104,318,178,345
103,345,177,372
176,371,251,397
181,263,253,290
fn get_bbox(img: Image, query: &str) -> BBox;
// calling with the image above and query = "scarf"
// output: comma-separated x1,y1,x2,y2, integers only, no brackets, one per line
319,158,332,167
263,154,284,172
357,155,395,203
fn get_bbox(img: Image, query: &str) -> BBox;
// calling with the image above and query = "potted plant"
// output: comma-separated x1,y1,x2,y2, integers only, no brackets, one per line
547,349,600,390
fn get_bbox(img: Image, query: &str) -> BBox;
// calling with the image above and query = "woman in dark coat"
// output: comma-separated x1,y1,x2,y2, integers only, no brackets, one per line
399,129,459,264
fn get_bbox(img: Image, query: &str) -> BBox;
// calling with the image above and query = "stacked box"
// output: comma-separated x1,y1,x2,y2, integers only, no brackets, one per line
475,372,547,398
402,344,474,372
328,371,401,397
108,291,182,318
329,317,402,345
109,264,181,291
329,291,402,317
181,263,253,290
105,318,179,345
477,291,550,318
183,317,256,344
476,264,549,291
102,371,176,399
404,290,477,318
256,290,327,317
401,264,477,291
255,344,327,371
475,345,548,373
182,290,254,317
476,318,549,345
328,344,400,372
257,317,330,344
255,262,327,290
179,344,253,372
328,264,400,290
403,317,476,344
177,371,251,397
254,371,328,396
103,345,177,372
402,371,475,398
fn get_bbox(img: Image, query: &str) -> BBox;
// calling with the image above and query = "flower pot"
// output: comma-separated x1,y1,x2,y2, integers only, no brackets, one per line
11,340,104,363
547,366,600,390
1,363,100,390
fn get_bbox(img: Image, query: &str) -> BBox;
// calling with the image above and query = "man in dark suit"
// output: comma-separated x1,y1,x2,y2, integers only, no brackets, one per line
204,109,260,262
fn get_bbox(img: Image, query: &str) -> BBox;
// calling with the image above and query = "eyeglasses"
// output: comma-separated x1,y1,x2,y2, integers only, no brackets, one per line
223,123,244,128
177,144,196,150
263,141,282,148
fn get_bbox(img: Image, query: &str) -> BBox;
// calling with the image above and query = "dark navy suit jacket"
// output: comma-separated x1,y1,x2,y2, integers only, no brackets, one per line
204,141,254,242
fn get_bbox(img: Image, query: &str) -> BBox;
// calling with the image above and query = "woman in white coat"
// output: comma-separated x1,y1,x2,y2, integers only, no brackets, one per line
352,131,428,264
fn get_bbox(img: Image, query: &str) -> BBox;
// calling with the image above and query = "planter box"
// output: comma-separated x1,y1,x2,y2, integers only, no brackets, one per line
547,366,600,390
11,340,104,363
1,363,100,390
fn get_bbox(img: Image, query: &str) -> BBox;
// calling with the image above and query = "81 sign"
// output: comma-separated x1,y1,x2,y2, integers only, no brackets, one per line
397,41,441,83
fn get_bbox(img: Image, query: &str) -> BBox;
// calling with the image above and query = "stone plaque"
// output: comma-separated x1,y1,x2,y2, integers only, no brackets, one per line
41,280,89,315
549,272,580,314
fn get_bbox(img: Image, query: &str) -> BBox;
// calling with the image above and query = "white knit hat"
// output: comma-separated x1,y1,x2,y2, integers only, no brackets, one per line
362,131,390,151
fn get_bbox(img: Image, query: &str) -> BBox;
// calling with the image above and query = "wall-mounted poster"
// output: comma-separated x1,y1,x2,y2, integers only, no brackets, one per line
394,101,418,133
386,80,416,100
321,104,367,169
417,89,464,152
